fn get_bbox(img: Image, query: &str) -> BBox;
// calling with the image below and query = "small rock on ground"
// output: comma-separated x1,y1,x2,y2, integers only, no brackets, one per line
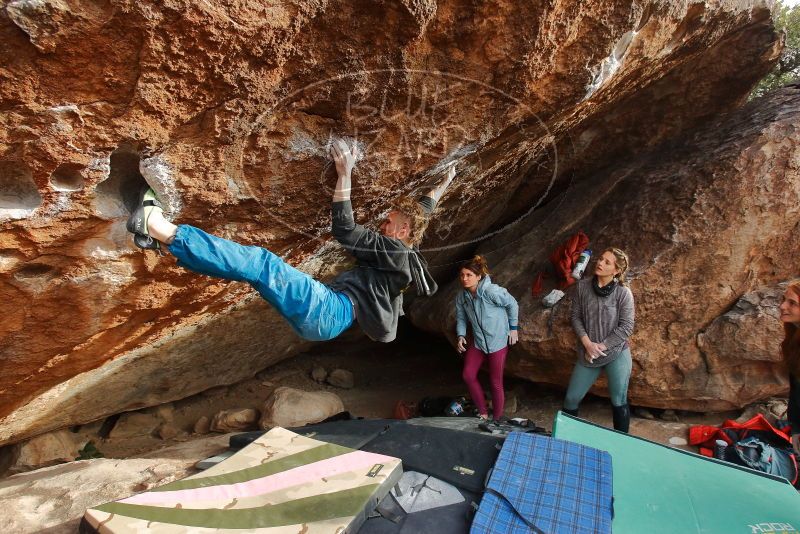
193,416,211,435
327,369,354,389
260,387,344,428
210,408,258,433
157,423,178,441
311,366,328,383
633,406,656,420
660,409,680,422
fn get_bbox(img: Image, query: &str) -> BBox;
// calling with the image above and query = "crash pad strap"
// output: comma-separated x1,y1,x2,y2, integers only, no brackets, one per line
96,484,379,529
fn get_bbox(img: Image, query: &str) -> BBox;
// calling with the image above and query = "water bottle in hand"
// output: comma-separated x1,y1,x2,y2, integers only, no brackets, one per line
572,249,592,279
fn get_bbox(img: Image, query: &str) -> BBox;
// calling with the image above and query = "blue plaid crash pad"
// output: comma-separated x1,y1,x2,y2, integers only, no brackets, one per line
471,432,613,534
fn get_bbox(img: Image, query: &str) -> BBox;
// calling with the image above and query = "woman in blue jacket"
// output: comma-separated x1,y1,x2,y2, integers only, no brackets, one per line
455,256,519,421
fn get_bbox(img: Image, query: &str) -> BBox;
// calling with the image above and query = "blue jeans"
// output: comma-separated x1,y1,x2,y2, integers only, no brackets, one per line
564,348,632,410
168,225,354,341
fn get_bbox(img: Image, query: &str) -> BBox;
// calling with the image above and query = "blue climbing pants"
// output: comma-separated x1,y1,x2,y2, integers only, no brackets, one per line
564,348,632,410
168,225,354,341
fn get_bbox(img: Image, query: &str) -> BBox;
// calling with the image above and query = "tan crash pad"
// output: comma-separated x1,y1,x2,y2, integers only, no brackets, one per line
81,427,402,533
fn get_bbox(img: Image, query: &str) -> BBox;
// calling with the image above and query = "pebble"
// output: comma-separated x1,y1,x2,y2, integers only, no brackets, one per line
311,366,328,383
157,423,178,441
660,409,680,422
193,416,211,435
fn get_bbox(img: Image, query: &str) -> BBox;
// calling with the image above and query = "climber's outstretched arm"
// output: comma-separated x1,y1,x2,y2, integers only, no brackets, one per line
423,161,456,204
331,138,358,202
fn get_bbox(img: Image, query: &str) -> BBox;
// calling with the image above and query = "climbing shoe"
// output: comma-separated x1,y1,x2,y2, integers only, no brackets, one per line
126,187,163,250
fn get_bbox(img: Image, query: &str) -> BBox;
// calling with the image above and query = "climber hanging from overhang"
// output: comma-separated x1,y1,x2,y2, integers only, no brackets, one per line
126,138,455,343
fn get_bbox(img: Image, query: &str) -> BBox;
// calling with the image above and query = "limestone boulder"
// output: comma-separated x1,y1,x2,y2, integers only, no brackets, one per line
108,412,161,439
145,403,175,423
0,459,186,534
193,416,211,435
0,435,228,534
0,0,782,444
209,408,259,433
259,387,344,429
327,368,355,389
13,429,80,471
157,423,179,440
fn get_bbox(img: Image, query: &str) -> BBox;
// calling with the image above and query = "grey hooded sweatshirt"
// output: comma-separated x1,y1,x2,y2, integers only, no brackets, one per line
327,198,438,342
570,277,635,367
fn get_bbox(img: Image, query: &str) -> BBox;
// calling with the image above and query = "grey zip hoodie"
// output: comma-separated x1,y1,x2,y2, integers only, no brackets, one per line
327,198,438,342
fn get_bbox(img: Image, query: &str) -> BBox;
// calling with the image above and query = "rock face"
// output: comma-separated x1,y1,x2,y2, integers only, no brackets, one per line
410,85,800,411
0,459,186,534
0,0,783,444
0,435,228,534
698,285,786,376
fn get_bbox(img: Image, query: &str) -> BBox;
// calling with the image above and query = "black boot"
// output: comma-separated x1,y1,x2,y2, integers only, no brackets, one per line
612,403,630,433
562,407,579,417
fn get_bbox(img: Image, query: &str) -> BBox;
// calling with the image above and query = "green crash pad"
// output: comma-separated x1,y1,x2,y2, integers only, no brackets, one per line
552,412,800,534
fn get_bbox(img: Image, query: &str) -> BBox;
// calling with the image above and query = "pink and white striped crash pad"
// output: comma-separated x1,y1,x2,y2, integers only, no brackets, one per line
81,426,403,533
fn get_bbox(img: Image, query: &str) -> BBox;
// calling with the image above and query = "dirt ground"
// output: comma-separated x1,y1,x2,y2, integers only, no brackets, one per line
59,325,751,464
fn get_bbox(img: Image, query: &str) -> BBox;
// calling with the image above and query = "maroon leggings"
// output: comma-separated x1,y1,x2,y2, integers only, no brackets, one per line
462,342,508,419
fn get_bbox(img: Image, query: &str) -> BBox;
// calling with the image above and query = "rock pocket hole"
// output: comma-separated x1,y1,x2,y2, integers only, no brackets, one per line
50,163,85,191
0,161,42,220
664,3,705,54
13,262,61,292
98,413,121,439
0,443,20,477
95,145,148,218
14,262,58,279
